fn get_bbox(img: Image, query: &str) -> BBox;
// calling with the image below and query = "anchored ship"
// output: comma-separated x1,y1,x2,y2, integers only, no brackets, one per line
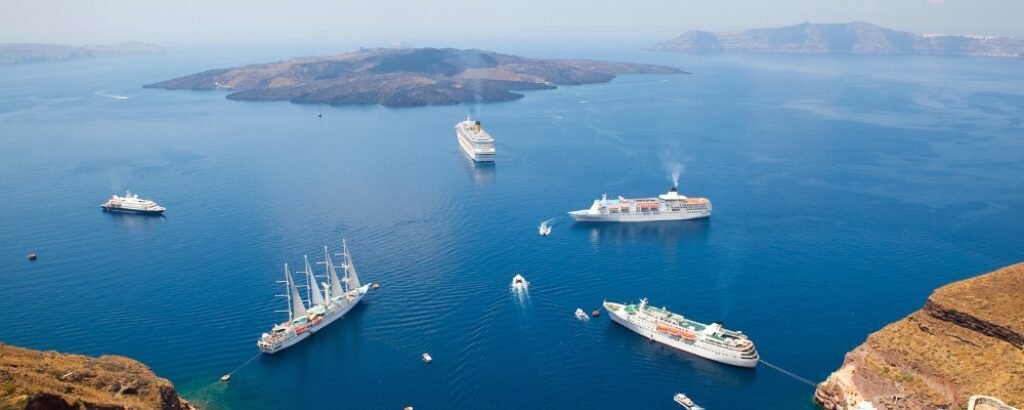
257,240,370,354
455,115,495,162
100,191,166,214
674,393,704,410
603,298,758,367
568,186,710,222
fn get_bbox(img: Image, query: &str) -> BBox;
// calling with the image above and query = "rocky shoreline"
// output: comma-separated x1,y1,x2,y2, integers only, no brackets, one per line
814,263,1024,410
0,343,193,410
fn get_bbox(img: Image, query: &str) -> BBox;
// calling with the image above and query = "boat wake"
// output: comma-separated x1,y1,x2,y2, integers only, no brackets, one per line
510,274,530,305
94,90,129,100
511,287,530,306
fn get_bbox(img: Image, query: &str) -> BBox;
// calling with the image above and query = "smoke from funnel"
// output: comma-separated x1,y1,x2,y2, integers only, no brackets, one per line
663,161,685,188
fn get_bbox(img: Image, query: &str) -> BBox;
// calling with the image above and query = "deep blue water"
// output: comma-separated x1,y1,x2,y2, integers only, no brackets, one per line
1,48,1022,409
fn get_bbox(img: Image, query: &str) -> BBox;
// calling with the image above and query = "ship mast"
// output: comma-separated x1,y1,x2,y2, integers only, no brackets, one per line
285,264,307,320
304,255,326,308
342,239,361,291
325,245,344,297
276,264,293,321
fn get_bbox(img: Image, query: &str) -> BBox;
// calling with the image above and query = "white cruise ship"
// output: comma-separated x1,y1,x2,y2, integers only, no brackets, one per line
257,240,370,354
100,191,166,214
455,115,495,162
603,298,759,367
568,186,710,222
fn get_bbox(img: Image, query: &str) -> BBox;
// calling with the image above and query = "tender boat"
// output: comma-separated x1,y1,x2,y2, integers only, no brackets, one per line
539,224,552,236
674,393,704,409
511,274,528,291
100,190,166,215
422,353,433,363
575,308,589,321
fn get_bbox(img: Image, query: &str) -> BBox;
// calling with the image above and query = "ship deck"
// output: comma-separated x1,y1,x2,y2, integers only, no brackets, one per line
625,304,750,347
624,304,707,332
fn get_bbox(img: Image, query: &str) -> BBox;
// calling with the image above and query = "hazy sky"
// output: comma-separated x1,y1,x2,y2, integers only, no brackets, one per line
2,0,1022,46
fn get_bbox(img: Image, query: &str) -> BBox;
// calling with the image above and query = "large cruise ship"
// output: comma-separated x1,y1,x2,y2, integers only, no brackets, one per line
257,240,370,354
603,298,759,367
568,186,711,222
100,191,166,214
455,115,495,162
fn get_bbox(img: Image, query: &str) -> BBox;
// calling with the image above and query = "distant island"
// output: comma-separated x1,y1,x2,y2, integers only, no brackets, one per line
145,47,686,107
0,42,164,64
814,262,1024,410
653,22,1024,58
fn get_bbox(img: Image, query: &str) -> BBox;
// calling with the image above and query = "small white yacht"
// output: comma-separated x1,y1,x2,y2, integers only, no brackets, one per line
539,224,552,236
674,393,704,410
100,190,166,214
511,274,528,291
422,353,433,363
575,308,589,321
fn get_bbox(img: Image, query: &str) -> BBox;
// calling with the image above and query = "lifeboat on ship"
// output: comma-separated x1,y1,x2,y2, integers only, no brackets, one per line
657,324,697,340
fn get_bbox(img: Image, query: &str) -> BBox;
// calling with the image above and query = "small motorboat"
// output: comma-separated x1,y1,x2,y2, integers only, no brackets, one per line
27,253,37,261
674,393,704,410
510,274,528,291
422,353,433,363
538,224,552,236
575,308,589,321
219,374,231,382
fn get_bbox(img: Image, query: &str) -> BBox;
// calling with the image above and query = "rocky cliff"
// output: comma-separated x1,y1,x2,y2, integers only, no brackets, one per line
653,22,1024,58
814,263,1024,410
0,344,193,410
145,47,686,107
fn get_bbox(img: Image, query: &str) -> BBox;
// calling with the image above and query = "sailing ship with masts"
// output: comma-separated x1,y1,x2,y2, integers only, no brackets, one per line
257,240,371,354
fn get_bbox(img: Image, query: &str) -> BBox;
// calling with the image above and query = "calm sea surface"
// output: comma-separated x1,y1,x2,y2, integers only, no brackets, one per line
1,47,1022,409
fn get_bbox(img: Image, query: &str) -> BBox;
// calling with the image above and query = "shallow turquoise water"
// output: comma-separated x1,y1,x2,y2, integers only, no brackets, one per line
0,48,1022,409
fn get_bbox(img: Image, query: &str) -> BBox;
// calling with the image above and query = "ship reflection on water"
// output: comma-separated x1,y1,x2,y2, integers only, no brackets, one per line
650,338,759,387
459,155,495,187
103,211,165,233
574,218,711,245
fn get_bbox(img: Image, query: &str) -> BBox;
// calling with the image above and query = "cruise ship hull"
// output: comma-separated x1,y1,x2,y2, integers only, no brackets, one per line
307,286,368,334
569,210,709,222
604,302,758,368
259,285,370,355
261,331,311,354
101,206,165,215
457,135,494,162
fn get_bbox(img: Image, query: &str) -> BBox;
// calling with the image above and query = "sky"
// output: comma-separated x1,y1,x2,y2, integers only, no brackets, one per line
2,0,1022,47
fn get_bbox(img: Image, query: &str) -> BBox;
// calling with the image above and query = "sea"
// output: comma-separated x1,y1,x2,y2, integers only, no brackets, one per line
1,44,1022,409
